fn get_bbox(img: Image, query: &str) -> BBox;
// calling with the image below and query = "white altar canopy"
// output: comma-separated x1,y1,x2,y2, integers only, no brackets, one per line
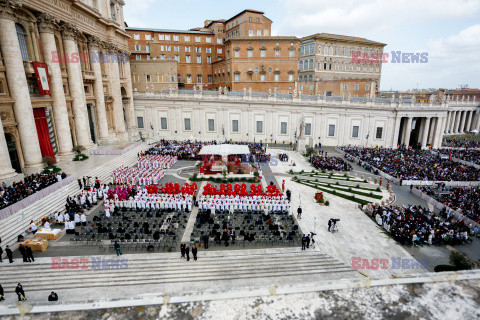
198,144,250,156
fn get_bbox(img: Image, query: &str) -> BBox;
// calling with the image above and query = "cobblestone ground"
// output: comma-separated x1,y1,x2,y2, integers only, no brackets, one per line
7,280,479,320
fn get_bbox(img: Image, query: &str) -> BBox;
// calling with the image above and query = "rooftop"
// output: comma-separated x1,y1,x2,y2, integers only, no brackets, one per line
225,9,269,23
302,33,386,47
126,27,213,35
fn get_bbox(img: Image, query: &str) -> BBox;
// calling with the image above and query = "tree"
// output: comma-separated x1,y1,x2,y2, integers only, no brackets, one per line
72,145,86,155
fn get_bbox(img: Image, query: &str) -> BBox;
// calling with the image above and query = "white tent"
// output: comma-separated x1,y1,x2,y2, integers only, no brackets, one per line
198,144,250,156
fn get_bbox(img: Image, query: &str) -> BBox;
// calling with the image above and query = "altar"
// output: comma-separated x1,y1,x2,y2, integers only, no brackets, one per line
198,144,258,177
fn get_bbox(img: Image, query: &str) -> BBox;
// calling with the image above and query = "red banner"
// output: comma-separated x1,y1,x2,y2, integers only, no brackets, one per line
33,62,51,95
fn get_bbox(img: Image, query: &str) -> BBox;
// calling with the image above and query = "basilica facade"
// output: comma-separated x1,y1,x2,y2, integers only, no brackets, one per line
0,0,136,178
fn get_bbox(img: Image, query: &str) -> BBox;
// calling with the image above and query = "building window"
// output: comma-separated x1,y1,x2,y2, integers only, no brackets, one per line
234,50,240,58
299,61,304,70
173,35,179,41
164,35,170,41
195,36,201,42
208,75,212,83
197,74,202,83
352,126,359,138
232,120,239,132
110,2,116,20
184,47,191,53
274,73,279,81
16,24,30,61
288,73,293,81
207,56,212,63
260,73,265,81
184,118,191,131
247,49,253,58
256,121,263,133
165,46,171,51
145,34,151,40
354,84,359,90
174,55,180,62
280,122,287,135
137,117,144,129
257,30,261,36
376,127,383,139
234,73,240,81
275,49,280,57
305,123,311,136
366,84,370,90
184,36,190,42
260,49,266,58
146,74,151,82
206,48,212,53
256,18,260,22
186,55,191,63
217,48,222,54
134,45,141,51
186,74,191,83
159,34,165,40
160,117,167,130
174,46,179,52
206,37,212,43
134,34,140,40
217,38,222,44
208,119,215,132
249,29,253,36
289,49,295,58
344,84,348,90
196,56,201,63
328,124,335,137
195,47,201,53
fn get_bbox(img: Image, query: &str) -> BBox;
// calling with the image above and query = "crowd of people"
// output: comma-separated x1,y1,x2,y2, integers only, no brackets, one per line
0,172,66,210
144,140,210,160
341,147,480,181
442,138,480,148
111,165,165,186
437,149,480,166
278,153,289,162
369,205,476,246
310,156,352,171
419,186,480,224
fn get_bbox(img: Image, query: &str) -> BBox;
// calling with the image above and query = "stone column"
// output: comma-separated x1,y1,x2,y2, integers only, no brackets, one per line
392,117,402,148
121,55,137,133
421,117,431,149
433,117,444,148
38,14,73,158
87,36,109,142
444,112,450,133
105,44,127,139
0,1,43,171
464,110,473,133
0,114,17,179
403,117,413,147
61,23,92,148
459,111,466,133
453,111,461,133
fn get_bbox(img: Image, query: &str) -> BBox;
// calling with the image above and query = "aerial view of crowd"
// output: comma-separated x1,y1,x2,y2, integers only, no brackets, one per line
371,205,476,246
442,137,480,148
0,172,66,210
419,186,480,223
310,156,352,172
437,149,480,166
144,140,211,160
340,147,480,181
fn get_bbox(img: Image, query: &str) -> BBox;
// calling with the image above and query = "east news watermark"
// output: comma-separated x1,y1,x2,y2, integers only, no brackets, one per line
51,51,129,64
351,257,428,270
352,51,429,64
51,257,128,269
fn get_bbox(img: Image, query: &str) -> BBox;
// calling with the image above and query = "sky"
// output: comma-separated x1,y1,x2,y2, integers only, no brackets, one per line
124,0,480,91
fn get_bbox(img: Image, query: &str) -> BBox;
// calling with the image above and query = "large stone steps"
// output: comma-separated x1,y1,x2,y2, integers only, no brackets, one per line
0,250,357,293
0,144,148,248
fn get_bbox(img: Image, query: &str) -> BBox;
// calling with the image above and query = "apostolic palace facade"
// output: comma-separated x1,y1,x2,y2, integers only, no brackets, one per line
0,0,136,178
